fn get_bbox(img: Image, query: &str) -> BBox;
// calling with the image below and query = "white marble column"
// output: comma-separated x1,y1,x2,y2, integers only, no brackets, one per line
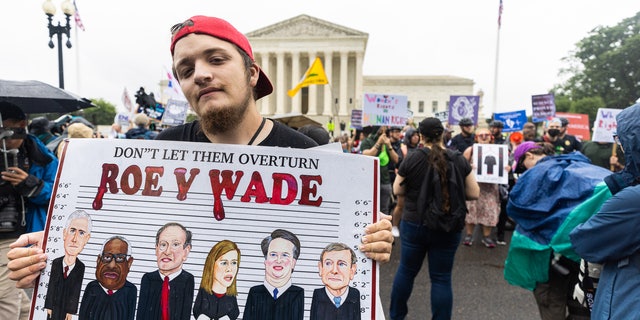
290,51,301,114
322,51,333,116
308,52,318,115
355,51,364,111
259,52,271,115
275,51,285,115
339,51,349,116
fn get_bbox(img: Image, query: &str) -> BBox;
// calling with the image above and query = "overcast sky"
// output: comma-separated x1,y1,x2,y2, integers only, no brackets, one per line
2,0,639,116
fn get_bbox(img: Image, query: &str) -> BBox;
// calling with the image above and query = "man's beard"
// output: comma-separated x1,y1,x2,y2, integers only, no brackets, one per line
199,88,252,135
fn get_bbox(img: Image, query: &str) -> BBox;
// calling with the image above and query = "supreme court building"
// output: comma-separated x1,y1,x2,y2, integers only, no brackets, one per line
247,14,480,127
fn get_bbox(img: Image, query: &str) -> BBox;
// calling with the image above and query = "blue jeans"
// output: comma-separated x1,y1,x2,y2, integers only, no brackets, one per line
390,220,461,320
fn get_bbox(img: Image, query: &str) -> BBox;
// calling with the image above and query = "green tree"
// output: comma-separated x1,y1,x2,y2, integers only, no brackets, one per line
556,11,640,109
73,98,117,126
551,94,604,128
570,96,605,127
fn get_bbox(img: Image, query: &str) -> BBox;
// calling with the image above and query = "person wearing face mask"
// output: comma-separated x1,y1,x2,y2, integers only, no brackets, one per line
538,118,574,155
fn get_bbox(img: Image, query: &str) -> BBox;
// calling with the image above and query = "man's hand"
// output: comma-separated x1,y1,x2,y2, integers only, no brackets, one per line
360,213,393,262
7,231,48,288
1,166,29,186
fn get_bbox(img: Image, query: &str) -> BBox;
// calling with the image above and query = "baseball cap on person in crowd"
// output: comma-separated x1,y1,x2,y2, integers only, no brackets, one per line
169,16,273,100
0,101,27,121
513,141,541,173
546,117,562,127
458,118,473,126
559,117,569,127
419,117,445,139
28,117,52,135
489,120,504,128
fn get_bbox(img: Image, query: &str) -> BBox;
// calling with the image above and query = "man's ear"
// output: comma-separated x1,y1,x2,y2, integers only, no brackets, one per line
183,245,192,260
249,63,260,87
349,263,357,280
127,256,134,269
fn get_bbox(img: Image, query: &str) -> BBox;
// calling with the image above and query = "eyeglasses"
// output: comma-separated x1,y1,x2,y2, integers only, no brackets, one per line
157,241,186,252
100,253,130,264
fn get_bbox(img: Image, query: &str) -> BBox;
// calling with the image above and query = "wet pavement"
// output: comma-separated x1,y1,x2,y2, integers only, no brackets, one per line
378,228,541,320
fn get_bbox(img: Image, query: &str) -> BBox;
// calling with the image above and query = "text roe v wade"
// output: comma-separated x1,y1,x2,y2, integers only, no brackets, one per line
114,146,320,169
95,145,325,220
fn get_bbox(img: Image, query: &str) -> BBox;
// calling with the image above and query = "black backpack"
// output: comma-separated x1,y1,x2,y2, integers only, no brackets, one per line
416,148,468,232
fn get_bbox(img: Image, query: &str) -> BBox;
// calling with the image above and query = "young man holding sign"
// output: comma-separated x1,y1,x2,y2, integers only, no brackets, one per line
6,15,392,289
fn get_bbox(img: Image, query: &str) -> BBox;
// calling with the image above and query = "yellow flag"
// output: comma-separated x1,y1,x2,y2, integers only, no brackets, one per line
287,57,329,97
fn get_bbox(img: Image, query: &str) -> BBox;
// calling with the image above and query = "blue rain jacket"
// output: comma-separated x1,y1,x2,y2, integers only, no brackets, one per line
570,102,640,319
504,152,610,290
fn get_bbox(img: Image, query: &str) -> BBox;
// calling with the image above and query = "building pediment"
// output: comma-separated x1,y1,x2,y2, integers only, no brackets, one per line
246,14,368,39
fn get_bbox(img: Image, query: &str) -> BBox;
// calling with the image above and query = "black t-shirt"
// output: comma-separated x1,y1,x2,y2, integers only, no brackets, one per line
155,119,318,149
449,133,475,153
397,147,471,223
554,134,582,154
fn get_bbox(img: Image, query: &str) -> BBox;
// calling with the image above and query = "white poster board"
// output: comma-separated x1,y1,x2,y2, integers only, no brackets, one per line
32,139,380,320
471,144,509,185
591,108,623,143
362,93,408,127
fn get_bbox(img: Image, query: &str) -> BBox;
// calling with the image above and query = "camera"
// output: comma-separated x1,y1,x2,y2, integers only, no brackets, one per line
550,253,570,276
0,192,23,232
0,144,26,233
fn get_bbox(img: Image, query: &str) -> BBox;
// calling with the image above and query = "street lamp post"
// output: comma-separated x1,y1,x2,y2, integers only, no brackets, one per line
42,0,75,89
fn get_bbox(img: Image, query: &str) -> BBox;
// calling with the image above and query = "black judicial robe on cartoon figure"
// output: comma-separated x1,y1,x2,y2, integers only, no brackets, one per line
79,280,137,320
44,256,85,320
192,287,239,320
242,285,304,320
136,270,194,320
310,287,361,320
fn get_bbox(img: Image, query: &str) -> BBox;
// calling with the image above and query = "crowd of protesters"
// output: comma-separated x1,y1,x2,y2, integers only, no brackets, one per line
5,96,637,320
2,13,638,320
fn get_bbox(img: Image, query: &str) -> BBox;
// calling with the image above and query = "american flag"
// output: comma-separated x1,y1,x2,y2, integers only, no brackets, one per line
73,0,85,31
498,0,504,28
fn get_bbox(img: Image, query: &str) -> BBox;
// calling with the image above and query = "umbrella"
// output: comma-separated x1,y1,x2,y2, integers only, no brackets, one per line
270,113,322,129
0,79,96,114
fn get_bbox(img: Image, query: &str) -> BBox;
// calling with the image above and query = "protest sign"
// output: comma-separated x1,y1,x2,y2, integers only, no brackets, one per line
494,110,527,132
362,93,408,126
472,144,509,184
434,111,448,123
555,112,590,141
351,109,363,130
531,94,555,123
32,139,379,320
591,108,623,143
161,99,190,126
448,96,479,125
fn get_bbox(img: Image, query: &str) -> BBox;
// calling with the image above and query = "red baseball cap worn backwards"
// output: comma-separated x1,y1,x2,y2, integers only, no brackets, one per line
170,16,273,100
